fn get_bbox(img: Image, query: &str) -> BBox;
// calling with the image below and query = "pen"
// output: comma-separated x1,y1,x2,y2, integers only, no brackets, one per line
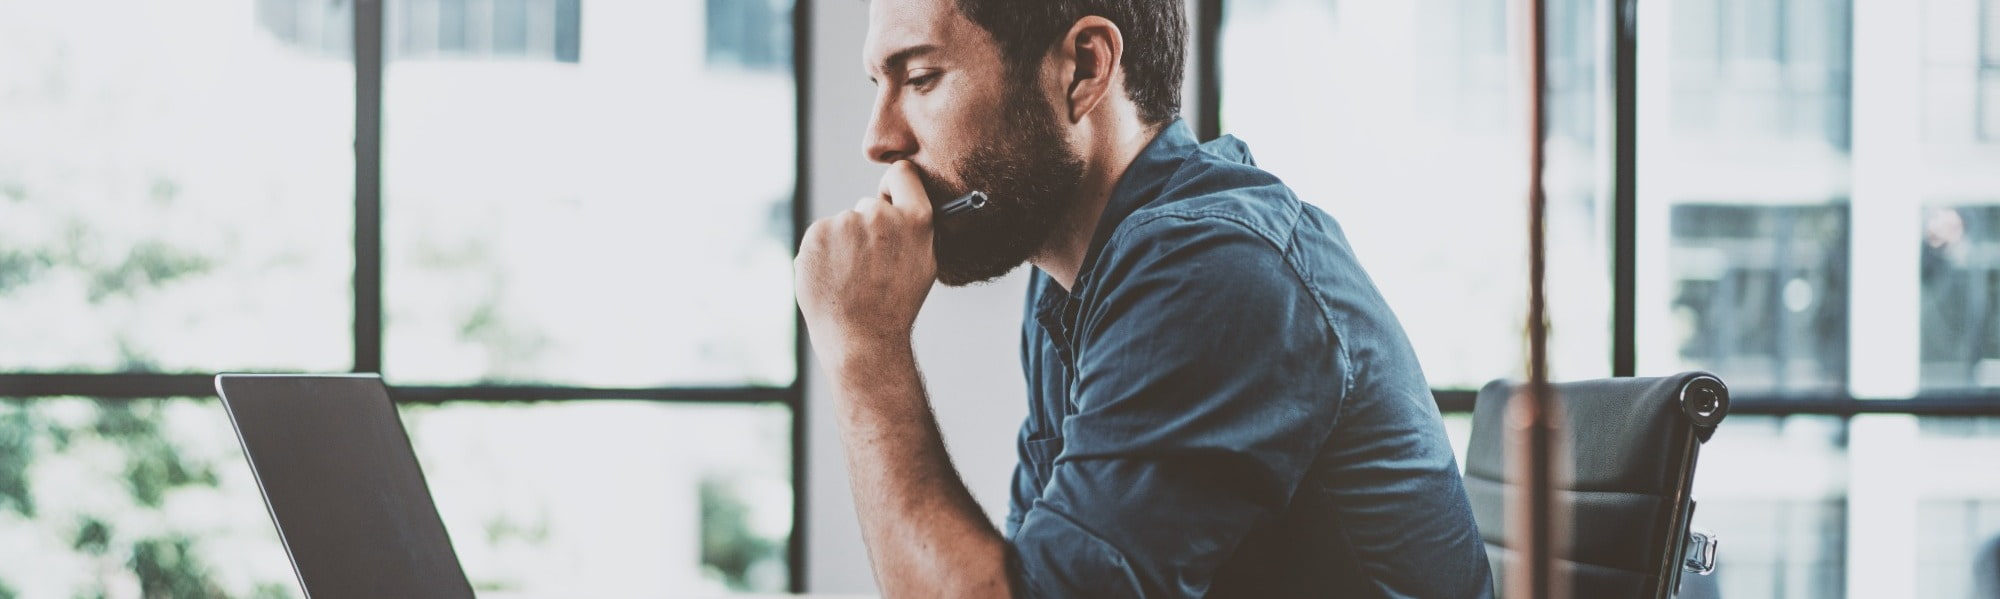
938,190,989,219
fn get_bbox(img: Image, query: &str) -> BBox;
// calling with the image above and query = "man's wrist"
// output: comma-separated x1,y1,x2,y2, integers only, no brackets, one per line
834,340,917,382
813,330,914,379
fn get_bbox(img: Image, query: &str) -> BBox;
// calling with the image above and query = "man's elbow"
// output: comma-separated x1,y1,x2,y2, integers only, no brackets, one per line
939,572,1013,599
878,536,1014,599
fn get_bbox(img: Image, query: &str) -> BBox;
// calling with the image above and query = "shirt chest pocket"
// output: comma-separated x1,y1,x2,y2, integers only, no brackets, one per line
1021,432,1066,492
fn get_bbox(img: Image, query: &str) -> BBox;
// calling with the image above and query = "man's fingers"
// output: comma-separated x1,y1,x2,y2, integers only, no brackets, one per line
878,160,933,216
854,196,885,213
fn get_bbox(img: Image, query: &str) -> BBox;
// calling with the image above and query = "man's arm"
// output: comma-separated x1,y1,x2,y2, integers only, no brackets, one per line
794,161,1013,598
825,344,1011,598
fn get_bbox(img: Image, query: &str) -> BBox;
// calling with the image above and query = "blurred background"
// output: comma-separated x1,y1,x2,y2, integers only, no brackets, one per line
1,0,795,596
1,0,1997,597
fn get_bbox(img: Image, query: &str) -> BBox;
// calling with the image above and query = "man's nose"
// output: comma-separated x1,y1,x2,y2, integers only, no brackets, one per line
862,105,916,165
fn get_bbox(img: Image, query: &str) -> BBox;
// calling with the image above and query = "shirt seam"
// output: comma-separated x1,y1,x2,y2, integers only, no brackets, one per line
1097,206,1371,589
1106,207,1359,431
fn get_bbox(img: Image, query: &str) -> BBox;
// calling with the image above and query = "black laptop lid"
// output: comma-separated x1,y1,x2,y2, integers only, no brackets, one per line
215,374,474,599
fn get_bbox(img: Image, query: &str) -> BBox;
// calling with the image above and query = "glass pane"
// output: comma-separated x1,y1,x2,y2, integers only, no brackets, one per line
1688,415,1849,598
1922,205,2000,389
1922,0,2000,144
1988,0,2000,64
1687,415,2000,598
383,0,797,387
1923,64,1981,143
0,0,355,373
400,401,792,595
1910,417,2000,598
1638,0,1853,393
1219,0,1612,389
1663,204,1850,393
1985,70,2000,139
0,398,793,596
1917,0,2000,392
0,398,296,598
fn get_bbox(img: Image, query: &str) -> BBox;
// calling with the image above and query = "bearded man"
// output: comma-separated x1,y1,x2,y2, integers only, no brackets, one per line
792,1,1493,596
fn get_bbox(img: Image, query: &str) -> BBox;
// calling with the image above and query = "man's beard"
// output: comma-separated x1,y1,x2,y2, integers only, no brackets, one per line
921,84,1088,287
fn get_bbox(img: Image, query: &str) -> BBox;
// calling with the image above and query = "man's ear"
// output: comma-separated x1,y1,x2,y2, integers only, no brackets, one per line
1058,16,1123,124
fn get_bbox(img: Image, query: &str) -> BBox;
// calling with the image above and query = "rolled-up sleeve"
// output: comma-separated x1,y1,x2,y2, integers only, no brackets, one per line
1008,213,1349,598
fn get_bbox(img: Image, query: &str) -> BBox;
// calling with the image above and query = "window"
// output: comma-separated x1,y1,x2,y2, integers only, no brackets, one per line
391,0,584,61
1641,0,1854,396
1922,205,2000,389
1684,415,2000,598
1987,0,2000,140
1927,0,2000,142
259,0,584,62
1688,415,1848,597
1,1,355,373
706,0,791,71
1217,0,1612,390
381,0,797,388
1216,0,2000,596
0,0,800,595
1667,0,1852,148
401,401,792,594
1661,204,1850,393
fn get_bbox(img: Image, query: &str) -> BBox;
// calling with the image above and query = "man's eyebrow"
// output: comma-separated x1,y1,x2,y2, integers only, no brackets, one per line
867,44,941,83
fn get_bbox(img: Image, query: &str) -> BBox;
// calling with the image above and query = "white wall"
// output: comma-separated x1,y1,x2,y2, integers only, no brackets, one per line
803,1,1206,592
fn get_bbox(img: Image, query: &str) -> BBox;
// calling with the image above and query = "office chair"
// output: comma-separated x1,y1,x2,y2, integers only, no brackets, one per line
1464,372,1728,598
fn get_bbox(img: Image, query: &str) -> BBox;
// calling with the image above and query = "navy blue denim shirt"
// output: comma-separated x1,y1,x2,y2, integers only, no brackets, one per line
1003,119,1492,598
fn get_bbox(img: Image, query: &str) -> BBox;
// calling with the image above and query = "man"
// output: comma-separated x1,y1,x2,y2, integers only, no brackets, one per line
792,0,1493,596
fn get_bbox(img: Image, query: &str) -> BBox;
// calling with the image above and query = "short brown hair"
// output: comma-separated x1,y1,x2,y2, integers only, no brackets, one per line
952,0,1187,126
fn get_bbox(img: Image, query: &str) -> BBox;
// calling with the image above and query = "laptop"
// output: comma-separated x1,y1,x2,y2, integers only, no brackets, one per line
214,374,476,599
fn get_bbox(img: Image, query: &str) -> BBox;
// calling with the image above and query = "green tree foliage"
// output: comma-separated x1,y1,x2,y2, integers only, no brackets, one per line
0,171,267,595
0,401,35,518
131,535,221,598
700,476,781,590
0,399,257,597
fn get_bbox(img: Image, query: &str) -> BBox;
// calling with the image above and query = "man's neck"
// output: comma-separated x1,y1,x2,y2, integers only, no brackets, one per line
1030,122,1161,291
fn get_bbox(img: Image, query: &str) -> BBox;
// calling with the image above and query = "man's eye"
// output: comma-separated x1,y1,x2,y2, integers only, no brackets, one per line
907,73,941,90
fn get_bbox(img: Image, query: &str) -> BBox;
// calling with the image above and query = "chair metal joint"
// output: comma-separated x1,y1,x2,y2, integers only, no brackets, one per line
1683,528,1719,575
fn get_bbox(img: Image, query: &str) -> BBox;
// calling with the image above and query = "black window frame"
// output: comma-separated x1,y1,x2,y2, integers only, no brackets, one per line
0,0,814,592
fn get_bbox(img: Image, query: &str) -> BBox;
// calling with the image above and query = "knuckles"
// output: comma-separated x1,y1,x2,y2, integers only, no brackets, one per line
797,201,933,267
798,219,831,253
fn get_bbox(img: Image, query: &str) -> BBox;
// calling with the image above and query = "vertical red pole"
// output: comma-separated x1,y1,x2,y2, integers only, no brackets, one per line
1506,0,1561,596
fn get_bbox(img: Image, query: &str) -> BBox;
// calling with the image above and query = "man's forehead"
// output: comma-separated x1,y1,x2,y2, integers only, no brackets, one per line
862,0,972,74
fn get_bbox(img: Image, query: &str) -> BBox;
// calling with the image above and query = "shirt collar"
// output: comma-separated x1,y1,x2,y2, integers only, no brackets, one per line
1070,117,1201,294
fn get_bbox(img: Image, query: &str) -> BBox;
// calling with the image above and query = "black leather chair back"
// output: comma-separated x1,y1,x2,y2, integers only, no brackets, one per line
1465,372,1729,598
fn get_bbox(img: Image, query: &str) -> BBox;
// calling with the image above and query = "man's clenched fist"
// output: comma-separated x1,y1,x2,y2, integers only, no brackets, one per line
795,160,938,370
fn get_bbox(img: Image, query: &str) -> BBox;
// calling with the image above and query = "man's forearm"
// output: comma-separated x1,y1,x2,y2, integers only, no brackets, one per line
827,343,1013,599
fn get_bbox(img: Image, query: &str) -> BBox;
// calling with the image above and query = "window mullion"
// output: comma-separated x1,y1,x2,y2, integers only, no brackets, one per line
356,0,386,375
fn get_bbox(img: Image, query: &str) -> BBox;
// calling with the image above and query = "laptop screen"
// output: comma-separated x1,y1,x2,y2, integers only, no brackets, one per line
215,374,474,599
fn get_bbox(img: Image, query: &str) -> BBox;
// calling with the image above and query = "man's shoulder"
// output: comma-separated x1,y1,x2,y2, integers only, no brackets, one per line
1087,184,1313,313
1108,151,1307,265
